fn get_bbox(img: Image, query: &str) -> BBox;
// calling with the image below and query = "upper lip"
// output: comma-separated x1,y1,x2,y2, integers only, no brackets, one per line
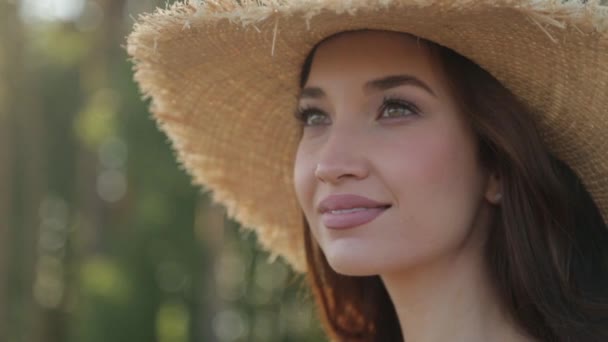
318,194,391,214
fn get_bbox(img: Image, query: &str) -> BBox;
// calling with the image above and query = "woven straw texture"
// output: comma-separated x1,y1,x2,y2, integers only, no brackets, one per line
127,0,608,272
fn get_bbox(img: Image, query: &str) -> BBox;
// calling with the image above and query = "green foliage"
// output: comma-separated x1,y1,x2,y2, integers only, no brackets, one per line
80,257,131,303
73,89,120,148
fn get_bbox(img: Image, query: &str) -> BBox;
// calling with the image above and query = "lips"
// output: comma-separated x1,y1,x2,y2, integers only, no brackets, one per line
318,194,391,229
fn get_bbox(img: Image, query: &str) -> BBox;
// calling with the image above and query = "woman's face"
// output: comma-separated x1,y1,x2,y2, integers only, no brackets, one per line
293,31,500,276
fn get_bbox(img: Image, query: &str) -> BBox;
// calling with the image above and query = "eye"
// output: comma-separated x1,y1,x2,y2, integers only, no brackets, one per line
295,106,331,127
379,97,420,119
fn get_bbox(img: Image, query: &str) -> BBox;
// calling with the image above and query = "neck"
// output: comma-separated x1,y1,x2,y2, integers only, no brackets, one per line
381,245,530,342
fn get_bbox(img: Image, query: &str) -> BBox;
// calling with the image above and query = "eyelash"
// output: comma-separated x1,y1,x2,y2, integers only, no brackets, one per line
293,105,323,126
294,96,420,127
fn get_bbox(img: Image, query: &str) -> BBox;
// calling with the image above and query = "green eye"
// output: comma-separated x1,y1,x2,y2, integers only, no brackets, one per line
295,106,330,127
306,112,328,126
382,105,413,118
380,98,419,119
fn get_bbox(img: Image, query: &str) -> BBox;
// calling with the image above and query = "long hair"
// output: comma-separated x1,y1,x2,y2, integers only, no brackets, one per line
299,32,608,342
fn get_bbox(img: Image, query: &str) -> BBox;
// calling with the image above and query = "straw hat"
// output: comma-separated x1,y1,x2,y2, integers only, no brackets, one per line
127,0,608,272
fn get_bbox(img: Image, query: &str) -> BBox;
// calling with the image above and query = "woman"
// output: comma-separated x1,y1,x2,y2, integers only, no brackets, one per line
127,1,608,341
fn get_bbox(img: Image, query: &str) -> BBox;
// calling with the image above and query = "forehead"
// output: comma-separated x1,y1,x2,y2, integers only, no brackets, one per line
306,30,439,86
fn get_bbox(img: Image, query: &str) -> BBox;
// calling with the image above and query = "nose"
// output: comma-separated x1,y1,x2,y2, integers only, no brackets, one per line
314,129,369,184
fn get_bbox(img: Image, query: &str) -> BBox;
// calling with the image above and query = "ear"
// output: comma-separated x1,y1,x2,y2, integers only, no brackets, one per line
484,170,502,205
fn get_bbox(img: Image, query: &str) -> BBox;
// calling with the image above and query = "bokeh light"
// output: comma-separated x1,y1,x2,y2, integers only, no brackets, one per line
212,309,249,341
20,0,85,22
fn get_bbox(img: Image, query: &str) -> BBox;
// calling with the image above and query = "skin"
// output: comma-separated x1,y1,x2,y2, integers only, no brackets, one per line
293,31,534,341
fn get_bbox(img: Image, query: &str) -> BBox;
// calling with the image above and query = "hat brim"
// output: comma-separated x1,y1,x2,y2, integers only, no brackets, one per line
127,0,608,272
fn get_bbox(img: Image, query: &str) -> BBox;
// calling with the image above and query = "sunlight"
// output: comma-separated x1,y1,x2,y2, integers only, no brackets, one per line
20,0,85,22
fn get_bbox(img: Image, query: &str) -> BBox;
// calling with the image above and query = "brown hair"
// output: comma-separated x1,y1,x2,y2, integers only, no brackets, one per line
299,31,608,342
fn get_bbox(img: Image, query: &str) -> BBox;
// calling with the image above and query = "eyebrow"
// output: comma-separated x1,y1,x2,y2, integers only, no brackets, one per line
299,74,436,100
365,74,436,97
299,87,325,99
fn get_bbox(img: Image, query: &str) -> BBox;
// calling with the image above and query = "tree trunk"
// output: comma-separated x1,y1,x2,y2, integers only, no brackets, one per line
0,1,17,337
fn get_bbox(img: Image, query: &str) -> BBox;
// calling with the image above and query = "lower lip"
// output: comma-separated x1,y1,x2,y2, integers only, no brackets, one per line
321,207,389,230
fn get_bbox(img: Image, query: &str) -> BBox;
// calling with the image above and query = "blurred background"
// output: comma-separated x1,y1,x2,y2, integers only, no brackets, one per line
0,0,325,341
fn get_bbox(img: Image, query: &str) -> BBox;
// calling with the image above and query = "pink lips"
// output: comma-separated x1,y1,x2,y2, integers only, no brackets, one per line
318,194,391,230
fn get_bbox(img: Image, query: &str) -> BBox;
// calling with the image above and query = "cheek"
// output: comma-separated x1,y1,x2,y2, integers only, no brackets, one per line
293,144,316,220
383,124,484,245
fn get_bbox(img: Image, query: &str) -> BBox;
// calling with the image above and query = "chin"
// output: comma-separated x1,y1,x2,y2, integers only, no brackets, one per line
323,243,385,276
328,260,378,276
322,240,429,277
